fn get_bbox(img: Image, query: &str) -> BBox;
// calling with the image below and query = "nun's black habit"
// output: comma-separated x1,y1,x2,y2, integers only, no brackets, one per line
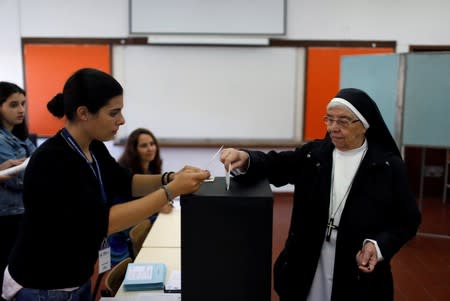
237,88,421,301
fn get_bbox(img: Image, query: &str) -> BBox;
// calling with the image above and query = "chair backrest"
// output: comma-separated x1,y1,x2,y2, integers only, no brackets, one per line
129,219,152,258
102,257,133,297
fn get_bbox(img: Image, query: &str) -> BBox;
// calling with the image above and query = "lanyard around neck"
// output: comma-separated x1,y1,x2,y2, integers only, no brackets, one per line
61,128,107,202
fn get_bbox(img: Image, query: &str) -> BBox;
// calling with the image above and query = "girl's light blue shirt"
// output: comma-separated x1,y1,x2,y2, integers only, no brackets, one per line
0,127,36,216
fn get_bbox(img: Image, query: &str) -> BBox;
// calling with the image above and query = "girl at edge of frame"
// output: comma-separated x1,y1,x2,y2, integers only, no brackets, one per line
0,82,36,301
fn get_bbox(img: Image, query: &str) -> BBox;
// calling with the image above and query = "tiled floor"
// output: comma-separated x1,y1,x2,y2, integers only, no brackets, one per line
271,193,450,301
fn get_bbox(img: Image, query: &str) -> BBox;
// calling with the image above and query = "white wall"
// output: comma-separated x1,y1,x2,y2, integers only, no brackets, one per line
18,0,129,37
5,0,450,191
0,0,23,86
287,0,450,52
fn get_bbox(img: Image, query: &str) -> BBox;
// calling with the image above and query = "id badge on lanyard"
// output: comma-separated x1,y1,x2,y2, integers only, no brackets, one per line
98,238,111,274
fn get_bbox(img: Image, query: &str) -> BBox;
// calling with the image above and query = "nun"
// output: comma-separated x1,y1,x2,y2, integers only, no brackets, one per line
220,88,421,301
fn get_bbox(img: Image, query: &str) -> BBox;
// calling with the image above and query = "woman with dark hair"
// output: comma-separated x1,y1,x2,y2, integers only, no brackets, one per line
2,68,209,301
0,82,36,301
119,128,172,217
108,128,172,264
119,128,162,174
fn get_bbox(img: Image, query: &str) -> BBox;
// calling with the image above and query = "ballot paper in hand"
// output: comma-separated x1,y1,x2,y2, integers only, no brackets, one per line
0,157,30,176
204,145,223,182
225,163,231,191
204,145,223,170
123,263,166,291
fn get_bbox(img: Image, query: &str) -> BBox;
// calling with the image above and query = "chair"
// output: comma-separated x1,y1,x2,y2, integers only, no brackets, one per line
129,219,152,259
101,257,133,297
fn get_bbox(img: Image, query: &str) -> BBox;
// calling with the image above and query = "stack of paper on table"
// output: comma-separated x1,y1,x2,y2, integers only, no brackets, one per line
164,270,181,293
123,263,166,291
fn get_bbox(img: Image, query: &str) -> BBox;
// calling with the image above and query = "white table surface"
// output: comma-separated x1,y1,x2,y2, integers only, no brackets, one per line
142,207,181,248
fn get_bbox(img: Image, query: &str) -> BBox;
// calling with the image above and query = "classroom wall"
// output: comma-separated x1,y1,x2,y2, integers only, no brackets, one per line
287,0,450,52
0,0,23,86
2,0,449,87
3,0,450,192
3,0,450,86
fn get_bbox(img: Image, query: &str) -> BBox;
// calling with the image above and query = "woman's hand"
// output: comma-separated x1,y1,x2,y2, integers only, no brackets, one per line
0,158,27,182
159,203,174,214
168,165,203,182
167,166,210,197
0,158,26,170
220,148,249,172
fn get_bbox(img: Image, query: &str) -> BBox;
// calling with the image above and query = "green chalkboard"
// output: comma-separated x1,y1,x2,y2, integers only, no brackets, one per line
340,54,400,137
403,53,450,148
340,52,450,148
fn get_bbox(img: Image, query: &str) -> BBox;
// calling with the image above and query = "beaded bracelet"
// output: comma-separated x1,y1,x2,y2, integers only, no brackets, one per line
161,171,175,185
161,172,168,185
166,171,175,183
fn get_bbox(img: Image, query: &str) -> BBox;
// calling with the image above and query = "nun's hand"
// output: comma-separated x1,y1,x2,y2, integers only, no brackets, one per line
356,241,378,273
220,148,249,172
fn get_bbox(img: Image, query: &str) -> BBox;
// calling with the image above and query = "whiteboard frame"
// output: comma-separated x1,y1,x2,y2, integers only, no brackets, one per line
129,0,286,35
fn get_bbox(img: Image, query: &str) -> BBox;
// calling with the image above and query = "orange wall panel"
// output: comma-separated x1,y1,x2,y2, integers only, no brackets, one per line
304,47,393,141
23,44,111,136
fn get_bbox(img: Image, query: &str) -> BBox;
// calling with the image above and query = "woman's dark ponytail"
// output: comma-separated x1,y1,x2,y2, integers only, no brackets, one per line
47,93,65,118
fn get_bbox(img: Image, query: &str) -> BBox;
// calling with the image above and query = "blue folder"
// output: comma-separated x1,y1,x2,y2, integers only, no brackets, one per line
123,263,166,291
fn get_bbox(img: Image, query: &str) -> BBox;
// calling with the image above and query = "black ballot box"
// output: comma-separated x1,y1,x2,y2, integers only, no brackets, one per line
180,176,273,301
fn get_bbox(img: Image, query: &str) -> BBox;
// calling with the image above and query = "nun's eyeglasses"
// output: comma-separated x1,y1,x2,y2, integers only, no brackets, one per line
323,116,360,128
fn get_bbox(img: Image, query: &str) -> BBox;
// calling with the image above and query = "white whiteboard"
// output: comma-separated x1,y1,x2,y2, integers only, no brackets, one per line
130,0,285,35
113,45,303,144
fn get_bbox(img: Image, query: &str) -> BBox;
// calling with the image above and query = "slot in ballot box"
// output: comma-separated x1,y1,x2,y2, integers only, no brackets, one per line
180,177,273,301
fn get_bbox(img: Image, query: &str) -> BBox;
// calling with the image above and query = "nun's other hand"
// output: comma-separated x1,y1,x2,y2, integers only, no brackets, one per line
356,242,378,273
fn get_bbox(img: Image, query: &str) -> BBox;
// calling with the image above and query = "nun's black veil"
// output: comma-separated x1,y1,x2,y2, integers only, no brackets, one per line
328,88,401,158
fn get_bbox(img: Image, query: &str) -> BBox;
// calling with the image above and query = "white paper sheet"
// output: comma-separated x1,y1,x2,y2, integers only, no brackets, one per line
0,158,30,176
